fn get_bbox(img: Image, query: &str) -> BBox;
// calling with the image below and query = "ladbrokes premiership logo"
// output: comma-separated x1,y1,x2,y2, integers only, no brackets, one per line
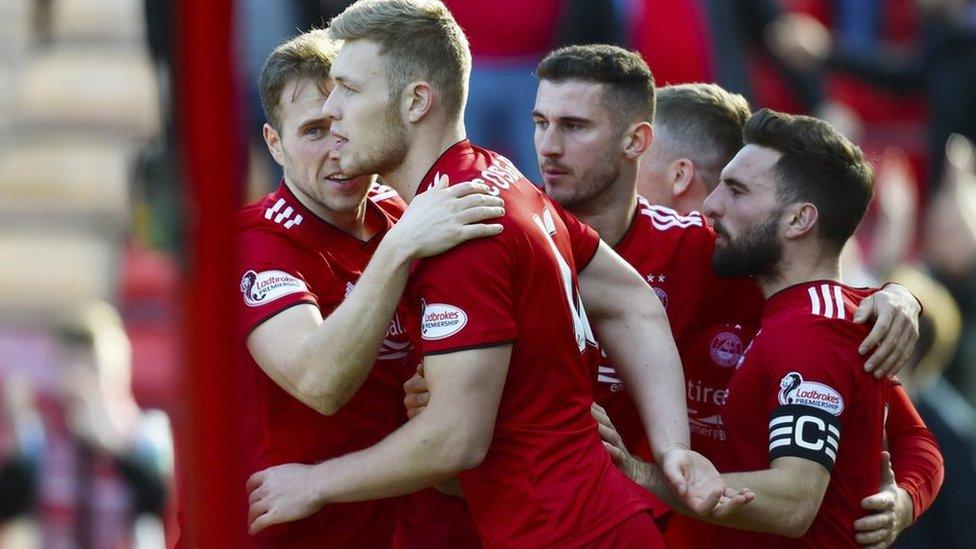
240,269,308,307
420,299,468,340
777,371,845,415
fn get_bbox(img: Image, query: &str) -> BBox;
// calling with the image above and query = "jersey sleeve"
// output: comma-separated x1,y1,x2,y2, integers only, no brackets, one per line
410,233,516,355
885,382,945,522
762,325,858,473
548,196,600,270
237,228,324,337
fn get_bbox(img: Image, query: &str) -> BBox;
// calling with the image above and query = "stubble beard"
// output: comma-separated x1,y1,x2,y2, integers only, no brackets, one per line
711,214,783,279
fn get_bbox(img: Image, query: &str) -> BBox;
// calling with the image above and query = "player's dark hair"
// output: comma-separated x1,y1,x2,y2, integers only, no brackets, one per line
655,83,751,190
536,44,655,123
258,29,339,131
743,109,874,254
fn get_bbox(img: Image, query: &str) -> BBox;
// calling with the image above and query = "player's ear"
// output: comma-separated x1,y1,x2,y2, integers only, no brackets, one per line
263,123,285,167
785,202,819,239
671,158,695,198
406,81,434,123
623,122,653,160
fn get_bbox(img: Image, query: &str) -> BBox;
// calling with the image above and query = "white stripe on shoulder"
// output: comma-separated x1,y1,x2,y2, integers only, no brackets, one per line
264,197,303,230
833,285,846,320
809,284,849,320
638,203,704,231
808,286,821,315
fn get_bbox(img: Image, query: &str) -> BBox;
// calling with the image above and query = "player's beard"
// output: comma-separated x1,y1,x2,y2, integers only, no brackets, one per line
344,100,409,179
712,213,783,279
545,142,620,212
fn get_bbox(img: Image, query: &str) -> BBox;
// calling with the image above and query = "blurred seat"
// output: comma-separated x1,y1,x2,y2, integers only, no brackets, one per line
0,230,119,314
50,0,145,45
15,46,159,138
0,135,132,228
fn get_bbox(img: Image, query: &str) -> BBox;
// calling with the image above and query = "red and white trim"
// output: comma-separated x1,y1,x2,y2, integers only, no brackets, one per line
638,200,704,231
808,283,847,320
264,198,303,229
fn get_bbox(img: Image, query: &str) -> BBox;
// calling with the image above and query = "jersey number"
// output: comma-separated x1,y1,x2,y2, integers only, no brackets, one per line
533,209,595,352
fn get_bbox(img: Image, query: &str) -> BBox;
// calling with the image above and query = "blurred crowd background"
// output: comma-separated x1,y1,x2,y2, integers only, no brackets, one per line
0,0,974,547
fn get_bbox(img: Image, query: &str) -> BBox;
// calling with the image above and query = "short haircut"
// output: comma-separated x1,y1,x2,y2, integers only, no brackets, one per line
743,108,875,253
258,29,340,131
328,0,471,120
535,44,655,124
654,83,751,190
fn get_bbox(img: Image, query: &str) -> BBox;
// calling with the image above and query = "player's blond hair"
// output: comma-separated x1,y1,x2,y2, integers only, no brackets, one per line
258,29,341,131
328,0,471,121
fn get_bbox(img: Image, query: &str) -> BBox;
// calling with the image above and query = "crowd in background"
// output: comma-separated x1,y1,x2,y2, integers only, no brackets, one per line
0,0,974,547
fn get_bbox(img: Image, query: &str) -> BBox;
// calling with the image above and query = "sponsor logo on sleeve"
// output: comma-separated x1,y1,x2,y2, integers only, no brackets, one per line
240,269,308,307
420,301,468,340
777,372,844,415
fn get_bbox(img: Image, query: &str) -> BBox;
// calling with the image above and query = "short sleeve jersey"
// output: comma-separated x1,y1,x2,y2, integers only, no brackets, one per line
407,141,652,548
236,182,413,547
594,198,763,461
703,281,890,548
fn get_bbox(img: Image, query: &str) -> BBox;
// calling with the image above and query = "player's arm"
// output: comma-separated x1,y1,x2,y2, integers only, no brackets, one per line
247,180,503,415
854,283,921,378
246,345,511,534
854,384,944,546
578,241,738,514
594,401,825,537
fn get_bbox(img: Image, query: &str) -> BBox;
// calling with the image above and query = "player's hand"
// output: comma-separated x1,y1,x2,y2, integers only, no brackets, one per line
389,173,504,259
659,445,754,517
854,451,913,548
247,463,326,535
591,403,643,482
403,363,430,419
853,284,921,378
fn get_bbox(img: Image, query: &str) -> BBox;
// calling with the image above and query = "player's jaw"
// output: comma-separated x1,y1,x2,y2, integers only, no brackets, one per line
711,214,783,279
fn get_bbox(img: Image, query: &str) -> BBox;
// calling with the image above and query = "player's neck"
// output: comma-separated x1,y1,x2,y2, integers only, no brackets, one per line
380,121,466,204
756,247,841,299
574,175,639,247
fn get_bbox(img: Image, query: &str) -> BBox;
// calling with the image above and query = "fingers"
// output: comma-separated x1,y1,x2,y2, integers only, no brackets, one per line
855,510,893,531
710,490,755,518
868,320,912,378
416,363,425,377
597,422,624,450
853,294,875,324
860,493,895,512
460,223,504,240
855,527,891,545
248,497,269,526
458,205,506,224
403,389,430,410
449,181,492,198
455,191,505,211
879,451,895,483
403,373,428,394
860,310,893,370
433,173,451,190
249,509,276,535
246,471,264,492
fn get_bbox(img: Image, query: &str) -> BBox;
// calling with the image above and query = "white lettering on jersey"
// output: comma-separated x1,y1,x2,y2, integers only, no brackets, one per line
532,208,595,352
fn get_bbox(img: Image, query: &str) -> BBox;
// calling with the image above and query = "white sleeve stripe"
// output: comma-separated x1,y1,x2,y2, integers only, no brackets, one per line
826,436,839,451
597,366,617,374
834,285,846,320
769,438,792,450
825,447,837,461
769,426,793,439
808,287,821,315
770,415,794,428
821,284,834,318
828,424,840,437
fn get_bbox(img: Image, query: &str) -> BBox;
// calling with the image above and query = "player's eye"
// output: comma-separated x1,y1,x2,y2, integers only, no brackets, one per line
564,123,583,132
533,119,548,130
304,126,323,138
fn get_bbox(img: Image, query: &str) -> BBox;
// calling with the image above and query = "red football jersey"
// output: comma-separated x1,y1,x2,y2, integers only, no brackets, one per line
236,182,413,547
703,281,890,547
407,141,654,548
593,199,763,462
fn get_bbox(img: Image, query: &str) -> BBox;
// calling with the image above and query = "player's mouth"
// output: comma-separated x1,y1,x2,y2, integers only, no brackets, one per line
541,165,571,182
324,172,358,190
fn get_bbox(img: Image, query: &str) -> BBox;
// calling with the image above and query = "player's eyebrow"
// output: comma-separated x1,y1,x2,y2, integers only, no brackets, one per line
297,115,329,131
723,177,748,191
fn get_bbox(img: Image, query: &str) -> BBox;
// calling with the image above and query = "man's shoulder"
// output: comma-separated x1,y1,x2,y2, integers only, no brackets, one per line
237,190,308,237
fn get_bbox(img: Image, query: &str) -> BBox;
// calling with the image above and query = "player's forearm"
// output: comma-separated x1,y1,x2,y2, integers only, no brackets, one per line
290,240,413,413
304,409,480,504
597,293,690,458
712,469,822,538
